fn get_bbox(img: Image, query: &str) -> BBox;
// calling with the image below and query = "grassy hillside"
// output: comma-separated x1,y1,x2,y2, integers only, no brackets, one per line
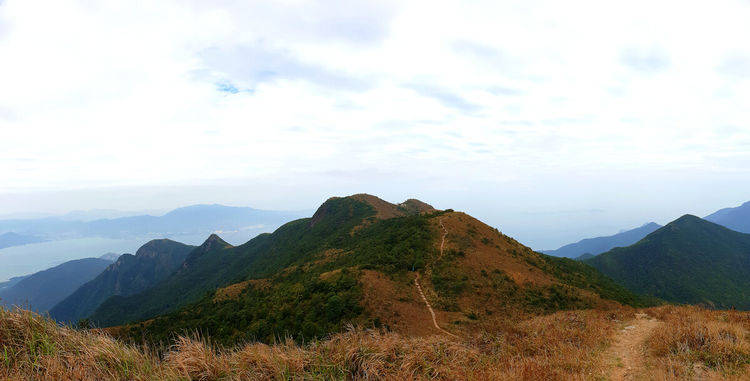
2,305,748,380
0,258,112,312
89,194,647,346
50,239,195,323
586,215,750,309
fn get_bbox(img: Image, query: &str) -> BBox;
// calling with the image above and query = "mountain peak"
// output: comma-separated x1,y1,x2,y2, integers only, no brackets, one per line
99,252,121,262
669,214,703,226
198,234,232,251
311,194,438,227
348,194,436,218
398,198,436,214
136,239,182,258
588,212,750,309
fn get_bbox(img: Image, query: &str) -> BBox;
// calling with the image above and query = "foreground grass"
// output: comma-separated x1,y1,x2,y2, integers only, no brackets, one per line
1,305,748,380
644,305,750,379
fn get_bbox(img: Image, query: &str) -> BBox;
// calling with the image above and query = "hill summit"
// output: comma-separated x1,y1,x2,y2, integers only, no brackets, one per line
586,214,750,309
197,234,233,252
311,194,435,226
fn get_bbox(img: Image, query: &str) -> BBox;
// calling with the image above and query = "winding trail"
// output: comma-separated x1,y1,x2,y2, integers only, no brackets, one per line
414,218,457,337
414,273,456,337
436,219,448,261
603,312,662,380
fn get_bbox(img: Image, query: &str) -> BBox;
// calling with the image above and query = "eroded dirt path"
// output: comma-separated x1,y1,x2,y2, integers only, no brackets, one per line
413,218,457,337
604,312,662,380
437,219,448,261
414,273,455,337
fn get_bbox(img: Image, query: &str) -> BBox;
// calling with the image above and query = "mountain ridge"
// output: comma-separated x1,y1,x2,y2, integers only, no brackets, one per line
705,200,750,233
50,239,195,323
0,232,46,250
544,222,662,258
89,194,645,345
0,257,113,312
0,204,306,241
586,214,750,309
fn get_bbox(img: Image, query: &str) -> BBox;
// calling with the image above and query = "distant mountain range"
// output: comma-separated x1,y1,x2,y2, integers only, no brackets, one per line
0,204,307,241
546,199,750,258
0,204,307,282
0,257,114,312
585,215,750,309
704,201,750,234
543,223,662,258
0,232,46,249
51,239,195,323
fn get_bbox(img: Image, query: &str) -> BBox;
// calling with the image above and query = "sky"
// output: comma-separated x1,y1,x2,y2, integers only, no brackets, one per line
1,0,749,249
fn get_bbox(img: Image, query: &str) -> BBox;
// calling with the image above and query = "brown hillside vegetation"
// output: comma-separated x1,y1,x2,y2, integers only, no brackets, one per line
1,306,748,380
357,209,623,337
356,207,629,337
158,195,639,342
111,194,646,347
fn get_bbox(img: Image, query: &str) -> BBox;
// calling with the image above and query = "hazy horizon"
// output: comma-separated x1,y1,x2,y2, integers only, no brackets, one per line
1,185,748,250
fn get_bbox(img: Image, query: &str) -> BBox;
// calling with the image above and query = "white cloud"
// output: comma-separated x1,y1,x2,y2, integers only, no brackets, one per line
1,0,750,247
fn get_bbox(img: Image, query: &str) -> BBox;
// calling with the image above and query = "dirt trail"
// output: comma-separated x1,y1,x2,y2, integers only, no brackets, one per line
437,219,448,261
414,274,456,337
413,218,456,337
604,312,662,380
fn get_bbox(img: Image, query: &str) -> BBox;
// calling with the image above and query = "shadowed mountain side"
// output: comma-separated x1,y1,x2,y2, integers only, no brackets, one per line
586,215,750,309
0,276,29,291
0,258,113,312
50,239,195,323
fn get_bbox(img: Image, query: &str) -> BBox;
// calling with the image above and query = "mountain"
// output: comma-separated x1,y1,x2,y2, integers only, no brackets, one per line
705,201,750,233
0,232,46,249
0,258,113,312
544,222,662,258
575,253,595,261
0,204,306,241
586,215,750,309
0,205,305,283
59,209,163,222
99,252,122,261
0,275,29,291
91,194,644,345
50,239,195,323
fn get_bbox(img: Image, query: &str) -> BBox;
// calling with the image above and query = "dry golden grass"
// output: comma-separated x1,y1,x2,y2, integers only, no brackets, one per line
2,305,749,380
643,305,750,380
0,307,171,380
